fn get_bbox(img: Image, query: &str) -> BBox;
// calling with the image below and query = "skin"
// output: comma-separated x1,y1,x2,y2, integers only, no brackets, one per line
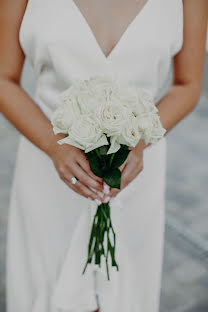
0,1,207,311
0,0,207,207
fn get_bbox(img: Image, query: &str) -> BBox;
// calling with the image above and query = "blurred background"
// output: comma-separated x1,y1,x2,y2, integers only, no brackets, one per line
0,37,208,312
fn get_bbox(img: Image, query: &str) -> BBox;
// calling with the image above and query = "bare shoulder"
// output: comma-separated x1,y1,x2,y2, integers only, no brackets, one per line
183,0,208,27
181,0,208,55
0,0,29,82
0,0,28,23
172,0,208,88
182,0,208,43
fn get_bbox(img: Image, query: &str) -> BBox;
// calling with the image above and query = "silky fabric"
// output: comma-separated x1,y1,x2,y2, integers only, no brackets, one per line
6,0,184,311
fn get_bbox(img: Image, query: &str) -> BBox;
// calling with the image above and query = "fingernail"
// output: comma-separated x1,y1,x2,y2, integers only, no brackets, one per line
90,187,96,192
97,191,104,199
103,183,110,194
103,188,110,195
95,199,102,205
103,196,111,203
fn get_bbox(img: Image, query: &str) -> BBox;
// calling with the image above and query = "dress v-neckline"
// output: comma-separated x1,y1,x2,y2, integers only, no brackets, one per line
71,0,152,61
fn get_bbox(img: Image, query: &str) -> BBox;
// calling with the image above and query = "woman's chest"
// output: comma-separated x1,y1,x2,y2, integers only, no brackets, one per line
20,0,182,60
69,0,150,58
19,0,183,96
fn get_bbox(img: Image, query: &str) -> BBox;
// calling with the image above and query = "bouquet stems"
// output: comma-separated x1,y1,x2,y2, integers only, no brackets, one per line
83,145,130,280
82,202,119,280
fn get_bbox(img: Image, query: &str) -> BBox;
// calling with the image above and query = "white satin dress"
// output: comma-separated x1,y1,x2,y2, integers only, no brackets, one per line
6,0,184,311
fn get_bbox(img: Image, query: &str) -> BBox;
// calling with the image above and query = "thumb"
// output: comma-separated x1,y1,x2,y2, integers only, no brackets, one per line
119,159,128,172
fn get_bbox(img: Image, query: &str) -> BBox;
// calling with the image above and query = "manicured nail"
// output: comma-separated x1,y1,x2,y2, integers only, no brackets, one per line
95,199,102,205
103,188,110,195
90,187,96,192
103,183,110,195
97,191,104,199
103,196,111,203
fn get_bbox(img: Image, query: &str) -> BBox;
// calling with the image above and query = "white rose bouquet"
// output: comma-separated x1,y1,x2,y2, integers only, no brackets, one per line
51,75,166,280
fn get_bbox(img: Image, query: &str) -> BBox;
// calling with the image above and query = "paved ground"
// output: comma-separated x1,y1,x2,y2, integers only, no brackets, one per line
0,55,208,312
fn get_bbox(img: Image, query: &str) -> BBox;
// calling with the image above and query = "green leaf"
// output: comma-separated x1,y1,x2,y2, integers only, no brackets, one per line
110,145,130,169
87,151,104,177
104,168,121,189
99,145,108,156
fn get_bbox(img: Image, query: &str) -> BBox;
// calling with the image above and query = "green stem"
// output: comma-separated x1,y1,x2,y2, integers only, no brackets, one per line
106,211,110,280
82,202,119,280
108,153,115,168
95,148,102,160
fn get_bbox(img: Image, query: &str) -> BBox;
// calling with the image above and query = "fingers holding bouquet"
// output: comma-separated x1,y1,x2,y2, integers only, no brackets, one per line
50,142,104,201
51,75,166,279
107,143,144,199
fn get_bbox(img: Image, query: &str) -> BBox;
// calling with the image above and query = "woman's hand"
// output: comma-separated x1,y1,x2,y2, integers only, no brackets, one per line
49,142,104,202
105,142,146,200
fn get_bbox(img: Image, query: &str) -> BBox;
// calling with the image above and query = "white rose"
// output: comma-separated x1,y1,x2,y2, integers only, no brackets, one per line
60,77,112,115
52,76,166,154
137,113,166,144
95,102,130,136
107,136,121,154
107,115,142,154
57,116,109,153
80,75,123,113
118,86,156,118
136,88,157,113
116,115,142,147
60,86,95,115
51,103,75,135
84,75,116,95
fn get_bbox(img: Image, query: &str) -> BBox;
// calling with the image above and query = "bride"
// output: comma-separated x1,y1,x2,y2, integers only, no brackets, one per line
0,0,207,311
